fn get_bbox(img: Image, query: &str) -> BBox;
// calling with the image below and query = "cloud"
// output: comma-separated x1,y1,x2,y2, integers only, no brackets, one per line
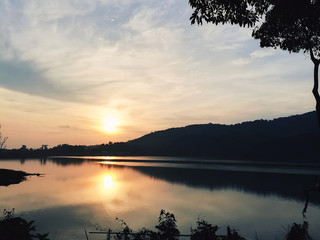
250,49,275,59
0,0,255,108
232,48,277,66
0,0,197,107
231,58,252,65
0,0,315,148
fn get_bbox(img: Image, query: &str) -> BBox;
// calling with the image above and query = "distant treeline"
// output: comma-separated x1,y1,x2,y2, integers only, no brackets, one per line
1,111,319,161
0,143,111,158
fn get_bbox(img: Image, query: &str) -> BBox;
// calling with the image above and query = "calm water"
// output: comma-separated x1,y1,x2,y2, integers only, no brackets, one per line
1,157,320,240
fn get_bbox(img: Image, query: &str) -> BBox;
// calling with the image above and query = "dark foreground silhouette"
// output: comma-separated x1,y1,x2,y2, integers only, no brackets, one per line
0,209,312,240
90,210,312,240
0,209,49,240
0,169,41,186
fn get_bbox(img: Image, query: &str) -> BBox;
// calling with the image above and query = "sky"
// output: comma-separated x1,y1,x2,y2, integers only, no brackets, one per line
0,0,315,149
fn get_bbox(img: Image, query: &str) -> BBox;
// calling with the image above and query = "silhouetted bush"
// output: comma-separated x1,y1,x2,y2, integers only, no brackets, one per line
115,218,133,240
223,226,246,240
190,218,219,240
0,209,49,240
111,210,313,240
285,221,312,240
155,210,180,240
114,210,179,240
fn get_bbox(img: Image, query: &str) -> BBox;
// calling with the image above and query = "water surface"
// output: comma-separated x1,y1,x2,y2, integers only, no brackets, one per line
1,157,320,240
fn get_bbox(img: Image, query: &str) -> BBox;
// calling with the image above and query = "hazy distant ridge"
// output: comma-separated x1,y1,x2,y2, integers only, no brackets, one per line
112,111,319,161
1,111,319,161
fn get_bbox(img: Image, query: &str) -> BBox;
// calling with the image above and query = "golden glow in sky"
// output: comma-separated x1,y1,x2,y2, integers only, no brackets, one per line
103,115,120,133
0,0,313,149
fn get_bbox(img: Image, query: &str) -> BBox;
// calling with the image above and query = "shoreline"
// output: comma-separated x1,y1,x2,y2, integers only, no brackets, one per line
0,168,40,186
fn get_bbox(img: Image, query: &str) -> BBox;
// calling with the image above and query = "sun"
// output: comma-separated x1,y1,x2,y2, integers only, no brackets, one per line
103,115,120,133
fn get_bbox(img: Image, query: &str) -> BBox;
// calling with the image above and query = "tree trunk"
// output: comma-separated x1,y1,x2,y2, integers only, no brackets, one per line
310,49,320,127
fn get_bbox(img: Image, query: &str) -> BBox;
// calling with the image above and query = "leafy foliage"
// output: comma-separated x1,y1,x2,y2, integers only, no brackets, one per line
223,226,246,240
114,210,180,240
285,221,312,240
155,210,180,240
189,0,320,56
0,209,49,240
252,0,320,57
111,212,313,240
189,0,270,27
190,218,219,240
115,218,133,240
113,212,249,240
190,219,246,240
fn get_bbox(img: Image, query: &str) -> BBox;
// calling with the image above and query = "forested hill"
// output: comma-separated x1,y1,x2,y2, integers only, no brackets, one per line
108,111,320,161
1,111,319,161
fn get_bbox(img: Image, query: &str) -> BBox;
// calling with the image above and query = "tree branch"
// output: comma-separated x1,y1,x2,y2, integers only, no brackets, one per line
310,48,316,63
310,49,320,127
310,48,320,64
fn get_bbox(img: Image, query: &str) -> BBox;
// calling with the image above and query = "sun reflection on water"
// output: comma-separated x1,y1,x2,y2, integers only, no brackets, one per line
103,174,114,189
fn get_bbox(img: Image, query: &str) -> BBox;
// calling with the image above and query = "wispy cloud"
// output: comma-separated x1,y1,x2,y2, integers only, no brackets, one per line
0,0,314,148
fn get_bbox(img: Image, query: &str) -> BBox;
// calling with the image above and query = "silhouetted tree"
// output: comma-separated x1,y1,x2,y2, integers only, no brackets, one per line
190,219,246,240
190,218,219,240
41,145,48,150
189,0,320,127
223,226,246,240
114,210,180,240
155,210,180,240
284,221,312,240
114,210,181,240
0,125,8,150
20,145,27,150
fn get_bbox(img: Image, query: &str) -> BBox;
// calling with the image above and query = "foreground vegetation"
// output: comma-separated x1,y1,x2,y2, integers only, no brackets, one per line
93,210,312,240
0,209,49,240
0,209,313,240
107,210,245,240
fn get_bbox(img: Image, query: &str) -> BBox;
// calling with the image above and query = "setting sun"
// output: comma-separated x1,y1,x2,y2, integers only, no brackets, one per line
103,115,120,133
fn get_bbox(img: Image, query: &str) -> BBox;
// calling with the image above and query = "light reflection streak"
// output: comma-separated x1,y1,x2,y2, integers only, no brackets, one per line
99,161,114,165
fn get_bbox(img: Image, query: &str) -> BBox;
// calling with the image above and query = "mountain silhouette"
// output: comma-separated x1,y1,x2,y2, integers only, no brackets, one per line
2,111,319,161
107,111,320,161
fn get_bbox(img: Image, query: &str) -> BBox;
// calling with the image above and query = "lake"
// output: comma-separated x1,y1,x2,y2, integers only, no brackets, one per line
1,156,320,240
